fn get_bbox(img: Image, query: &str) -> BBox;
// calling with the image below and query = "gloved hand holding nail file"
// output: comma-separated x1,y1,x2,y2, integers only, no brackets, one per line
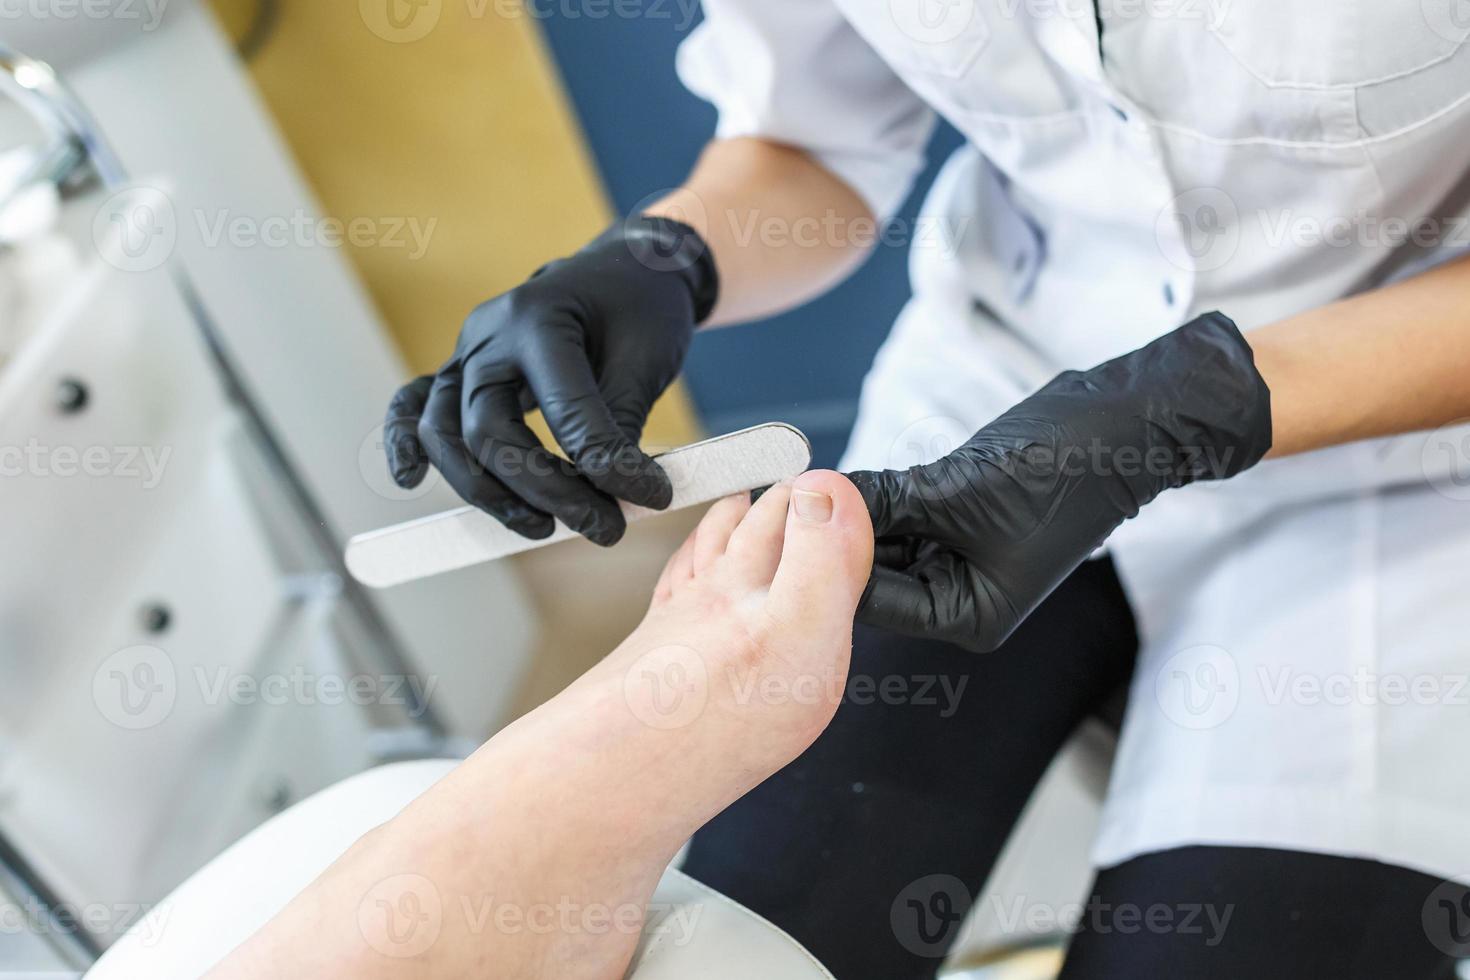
349,424,811,588
847,312,1274,652
382,215,719,547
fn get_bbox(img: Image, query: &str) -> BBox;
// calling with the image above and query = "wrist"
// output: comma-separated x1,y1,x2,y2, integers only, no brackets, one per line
975,312,1272,531
609,214,721,324
1149,311,1274,482
1068,312,1272,492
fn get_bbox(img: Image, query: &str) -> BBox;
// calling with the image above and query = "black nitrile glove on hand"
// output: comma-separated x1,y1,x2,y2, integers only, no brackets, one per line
848,312,1273,652
384,216,718,546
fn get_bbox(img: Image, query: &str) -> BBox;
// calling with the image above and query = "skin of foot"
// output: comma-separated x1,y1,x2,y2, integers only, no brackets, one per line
206,469,874,980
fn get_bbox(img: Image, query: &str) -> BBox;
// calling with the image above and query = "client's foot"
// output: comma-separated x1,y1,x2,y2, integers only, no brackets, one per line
574,467,877,833
210,471,872,980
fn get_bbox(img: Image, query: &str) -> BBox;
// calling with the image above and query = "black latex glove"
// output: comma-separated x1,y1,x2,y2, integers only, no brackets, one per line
848,312,1273,652
384,216,718,546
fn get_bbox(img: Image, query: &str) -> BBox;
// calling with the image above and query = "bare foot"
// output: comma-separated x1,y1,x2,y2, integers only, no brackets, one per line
207,471,872,980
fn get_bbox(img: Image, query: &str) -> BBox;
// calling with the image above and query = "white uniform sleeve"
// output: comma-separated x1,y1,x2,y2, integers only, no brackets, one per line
676,1,936,222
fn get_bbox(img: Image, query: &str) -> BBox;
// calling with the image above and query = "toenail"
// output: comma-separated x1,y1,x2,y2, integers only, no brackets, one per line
793,489,834,524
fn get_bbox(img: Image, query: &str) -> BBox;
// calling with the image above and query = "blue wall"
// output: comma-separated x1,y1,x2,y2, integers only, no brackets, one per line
536,7,961,467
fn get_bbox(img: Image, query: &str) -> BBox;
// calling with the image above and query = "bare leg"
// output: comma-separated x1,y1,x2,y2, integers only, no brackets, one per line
207,471,873,979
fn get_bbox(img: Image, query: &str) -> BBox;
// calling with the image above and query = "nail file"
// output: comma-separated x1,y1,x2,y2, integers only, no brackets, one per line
345,422,813,589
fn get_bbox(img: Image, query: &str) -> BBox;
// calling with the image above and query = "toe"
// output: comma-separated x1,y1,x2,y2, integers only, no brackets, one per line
692,494,752,574
654,526,699,602
766,471,874,628
724,483,793,587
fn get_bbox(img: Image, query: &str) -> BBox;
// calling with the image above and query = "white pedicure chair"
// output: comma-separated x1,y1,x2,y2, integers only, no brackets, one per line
88,760,836,979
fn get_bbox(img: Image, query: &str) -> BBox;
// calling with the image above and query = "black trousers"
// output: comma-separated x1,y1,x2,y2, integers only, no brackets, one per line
682,559,1465,978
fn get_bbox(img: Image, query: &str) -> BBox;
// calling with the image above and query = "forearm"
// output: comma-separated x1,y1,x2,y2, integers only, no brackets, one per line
1251,254,1470,457
644,137,876,326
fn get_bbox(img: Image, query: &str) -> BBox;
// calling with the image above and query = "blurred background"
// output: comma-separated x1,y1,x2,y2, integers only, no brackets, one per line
0,3,1106,977
212,0,961,467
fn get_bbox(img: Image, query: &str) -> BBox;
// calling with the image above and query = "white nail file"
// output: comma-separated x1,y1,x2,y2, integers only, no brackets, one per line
345,422,812,589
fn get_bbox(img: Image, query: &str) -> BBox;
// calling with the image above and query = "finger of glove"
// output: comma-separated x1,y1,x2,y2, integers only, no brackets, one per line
521,336,674,511
461,378,627,547
856,560,992,652
385,375,434,489
417,374,554,539
844,468,943,540
857,565,942,637
600,380,657,446
873,535,926,571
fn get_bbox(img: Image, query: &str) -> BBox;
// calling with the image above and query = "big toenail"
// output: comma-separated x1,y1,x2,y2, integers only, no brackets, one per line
793,489,834,524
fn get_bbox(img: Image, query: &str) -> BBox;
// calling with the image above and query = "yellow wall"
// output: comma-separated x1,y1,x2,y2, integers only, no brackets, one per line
208,0,699,448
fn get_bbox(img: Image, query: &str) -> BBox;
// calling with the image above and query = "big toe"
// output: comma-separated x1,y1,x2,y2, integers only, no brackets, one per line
766,470,875,629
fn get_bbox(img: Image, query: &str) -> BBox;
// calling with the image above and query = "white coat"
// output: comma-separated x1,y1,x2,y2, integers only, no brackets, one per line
678,0,1470,880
